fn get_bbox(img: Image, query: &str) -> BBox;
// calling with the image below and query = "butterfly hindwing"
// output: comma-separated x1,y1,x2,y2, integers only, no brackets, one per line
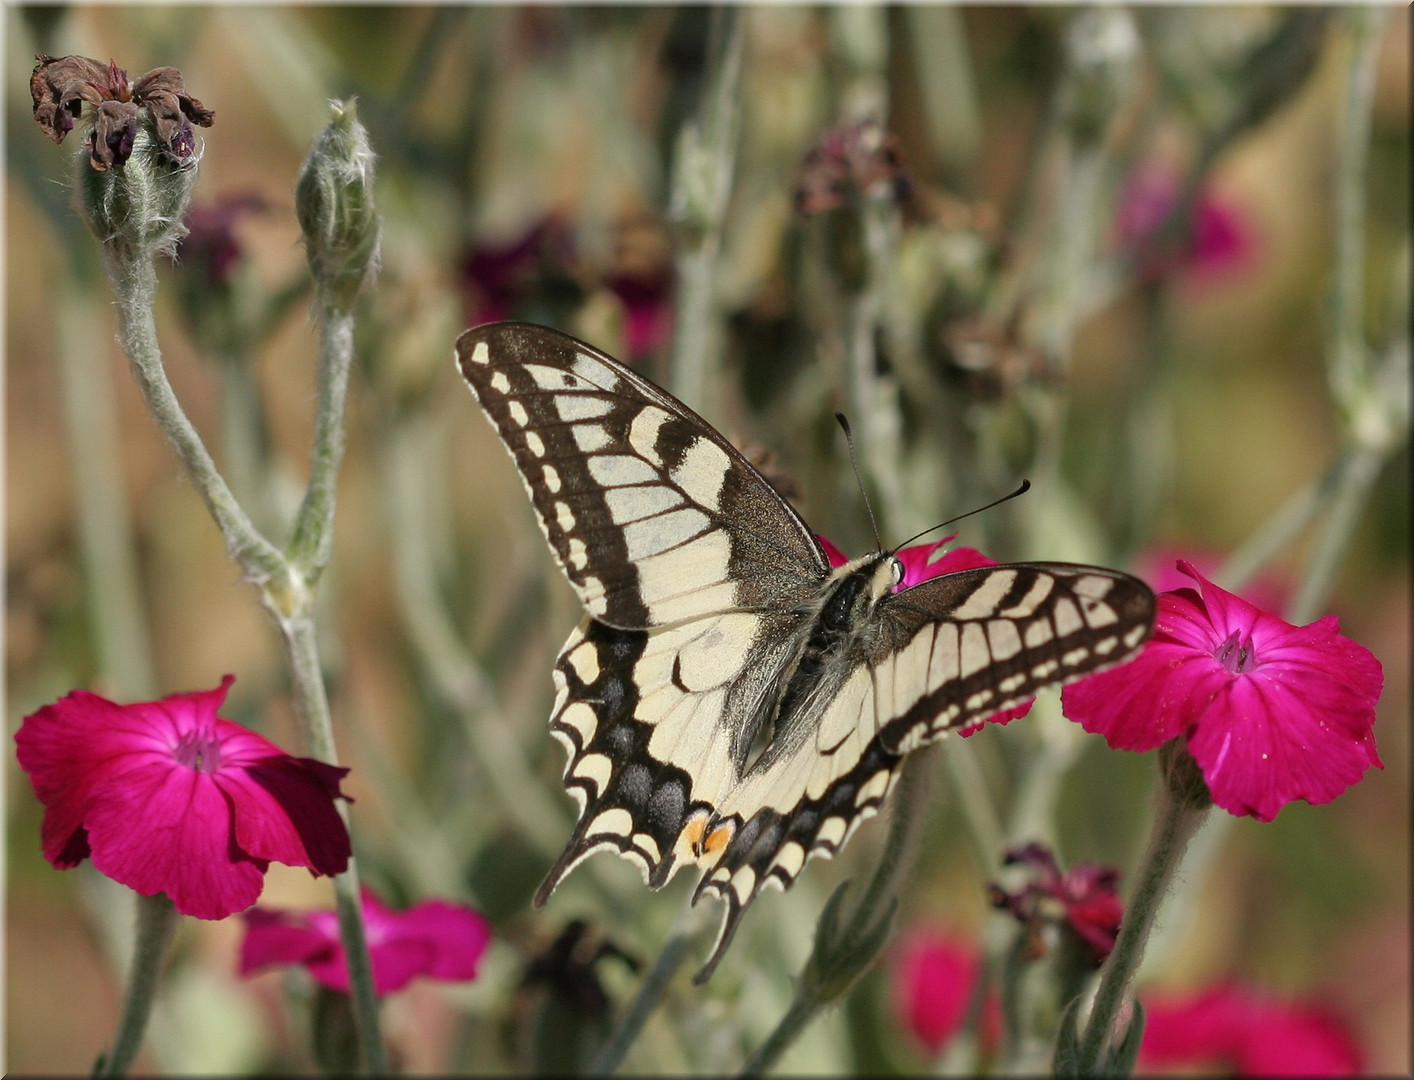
457,323,826,628
456,321,1157,984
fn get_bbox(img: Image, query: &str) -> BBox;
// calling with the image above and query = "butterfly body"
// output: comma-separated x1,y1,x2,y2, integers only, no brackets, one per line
457,322,1155,982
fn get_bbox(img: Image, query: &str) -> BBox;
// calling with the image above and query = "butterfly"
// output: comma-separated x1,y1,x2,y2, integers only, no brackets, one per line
456,322,1155,983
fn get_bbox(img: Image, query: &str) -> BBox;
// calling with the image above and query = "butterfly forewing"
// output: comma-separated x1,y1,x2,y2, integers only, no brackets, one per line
456,322,1157,984
456,323,827,629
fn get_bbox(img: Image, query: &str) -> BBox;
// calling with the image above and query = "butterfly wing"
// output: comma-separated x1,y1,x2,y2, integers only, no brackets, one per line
456,322,828,628
457,322,1156,985
681,562,1155,980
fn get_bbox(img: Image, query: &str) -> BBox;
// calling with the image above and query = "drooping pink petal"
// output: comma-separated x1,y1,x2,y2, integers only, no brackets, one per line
81,754,267,918
219,744,352,877
238,907,336,974
239,888,492,997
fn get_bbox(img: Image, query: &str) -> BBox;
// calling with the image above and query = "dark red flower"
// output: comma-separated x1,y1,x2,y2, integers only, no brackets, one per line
891,927,999,1056
989,842,1122,966
178,194,266,286
461,216,578,326
1139,982,1364,1076
240,887,491,997
1061,561,1384,821
14,677,351,919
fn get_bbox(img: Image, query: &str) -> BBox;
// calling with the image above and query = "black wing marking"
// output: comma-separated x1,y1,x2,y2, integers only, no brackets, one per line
457,322,828,629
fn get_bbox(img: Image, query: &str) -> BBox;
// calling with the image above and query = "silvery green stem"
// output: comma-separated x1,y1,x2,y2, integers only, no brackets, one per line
56,279,157,699
1070,746,1209,1076
668,6,743,413
286,308,354,575
588,900,713,1077
1327,8,1385,418
109,246,286,584
383,415,572,861
94,893,178,1077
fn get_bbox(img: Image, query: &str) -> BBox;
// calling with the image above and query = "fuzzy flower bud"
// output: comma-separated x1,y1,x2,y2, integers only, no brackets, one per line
1062,7,1139,146
78,112,200,262
295,99,381,310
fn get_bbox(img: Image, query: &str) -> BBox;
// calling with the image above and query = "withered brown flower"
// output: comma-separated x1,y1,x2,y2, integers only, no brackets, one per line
793,119,910,217
30,54,214,172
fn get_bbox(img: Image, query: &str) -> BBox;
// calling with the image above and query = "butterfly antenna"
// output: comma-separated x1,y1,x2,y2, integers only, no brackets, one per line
890,479,1032,554
835,413,884,553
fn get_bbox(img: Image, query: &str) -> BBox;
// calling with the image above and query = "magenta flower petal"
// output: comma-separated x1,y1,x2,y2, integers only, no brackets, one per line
892,928,983,1054
1140,982,1363,1076
14,677,352,919
240,887,491,997
1062,562,1384,821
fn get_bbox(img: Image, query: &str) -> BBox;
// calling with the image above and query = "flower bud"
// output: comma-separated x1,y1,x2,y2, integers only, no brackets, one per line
295,99,381,310
1062,7,1139,147
77,111,200,262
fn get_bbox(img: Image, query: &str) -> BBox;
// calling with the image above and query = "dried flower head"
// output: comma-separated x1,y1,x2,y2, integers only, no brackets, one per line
989,842,1123,967
31,54,213,171
794,118,910,216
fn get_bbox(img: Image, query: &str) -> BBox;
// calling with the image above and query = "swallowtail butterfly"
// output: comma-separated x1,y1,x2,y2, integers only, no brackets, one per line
457,322,1155,982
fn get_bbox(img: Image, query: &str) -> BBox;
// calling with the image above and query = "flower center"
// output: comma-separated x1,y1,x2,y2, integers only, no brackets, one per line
172,729,223,773
1213,630,1261,674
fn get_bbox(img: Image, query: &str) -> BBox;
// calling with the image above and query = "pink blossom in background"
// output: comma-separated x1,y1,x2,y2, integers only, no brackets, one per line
1061,561,1383,821
989,842,1123,965
14,676,351,919
1115,163,1256,286
816,534,1033,732
240,887,492,997
1140,982,1364,1076
891,927,997,1056
1136,545,1291,617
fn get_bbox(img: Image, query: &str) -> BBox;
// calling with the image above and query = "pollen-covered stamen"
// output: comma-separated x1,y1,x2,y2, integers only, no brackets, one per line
172,729,224,773
1213,630,1261,674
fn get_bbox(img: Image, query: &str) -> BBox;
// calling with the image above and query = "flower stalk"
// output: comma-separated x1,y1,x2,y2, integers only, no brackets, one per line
94,893,179,1077
667,6,743,413
1069,745,1210,1075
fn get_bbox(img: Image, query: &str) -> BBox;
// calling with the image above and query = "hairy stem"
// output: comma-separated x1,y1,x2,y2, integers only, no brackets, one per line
95,893,178,1077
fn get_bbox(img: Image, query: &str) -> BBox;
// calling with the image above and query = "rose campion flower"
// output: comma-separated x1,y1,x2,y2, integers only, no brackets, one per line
891,927,998,1056
818,534,1033,731
14,676,351,919
1115,162,1255,286
1061,561,1383,821
1140,982,1364,1076
240,887,492,996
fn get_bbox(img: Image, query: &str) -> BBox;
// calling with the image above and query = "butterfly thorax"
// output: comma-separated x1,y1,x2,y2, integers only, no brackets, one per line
743,554,902,773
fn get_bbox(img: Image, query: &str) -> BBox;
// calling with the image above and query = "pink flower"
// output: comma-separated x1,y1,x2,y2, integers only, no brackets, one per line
989,842,1123,965
1140,982,1364,1076
1137,545,1290,617
819,535,1033,731
891,927,999,1056
1115,163,1255,285
239,887,492,996
1061,561,1384,821
14,676,351,919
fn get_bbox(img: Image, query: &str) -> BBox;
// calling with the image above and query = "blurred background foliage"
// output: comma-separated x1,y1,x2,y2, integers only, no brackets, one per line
5,5,1408,1075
